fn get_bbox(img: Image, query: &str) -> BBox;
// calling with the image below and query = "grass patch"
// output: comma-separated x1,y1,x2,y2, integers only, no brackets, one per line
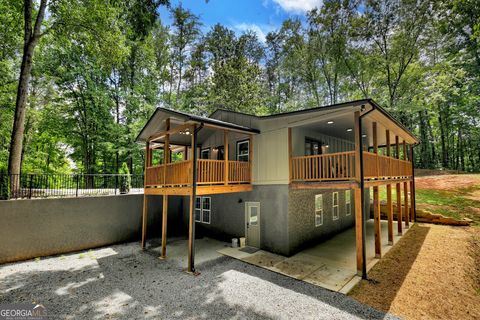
416,187,480,223
373,179,480,225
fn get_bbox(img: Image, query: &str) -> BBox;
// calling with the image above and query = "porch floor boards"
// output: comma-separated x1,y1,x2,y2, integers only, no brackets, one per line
219,219,411,293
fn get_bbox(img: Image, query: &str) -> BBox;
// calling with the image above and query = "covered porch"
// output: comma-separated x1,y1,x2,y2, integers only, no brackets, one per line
220,219,411,293
136,107,259,273
286,100,419,279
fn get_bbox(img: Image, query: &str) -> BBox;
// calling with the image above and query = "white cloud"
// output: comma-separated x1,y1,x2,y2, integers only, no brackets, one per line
271,0,323,13
232,23,275,43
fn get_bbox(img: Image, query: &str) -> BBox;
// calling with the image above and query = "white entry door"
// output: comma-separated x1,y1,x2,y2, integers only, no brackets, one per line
245,202,260,248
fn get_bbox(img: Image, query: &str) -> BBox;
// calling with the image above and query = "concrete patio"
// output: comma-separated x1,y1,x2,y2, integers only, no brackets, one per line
0,237,398,319
219,219,410,293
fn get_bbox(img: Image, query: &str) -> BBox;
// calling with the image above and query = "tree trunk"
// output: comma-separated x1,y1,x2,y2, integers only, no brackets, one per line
8,0,47,185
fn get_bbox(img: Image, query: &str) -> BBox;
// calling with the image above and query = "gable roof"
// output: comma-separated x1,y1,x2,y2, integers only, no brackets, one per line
136,99,419,145
135,107,259,143
210,98,419,144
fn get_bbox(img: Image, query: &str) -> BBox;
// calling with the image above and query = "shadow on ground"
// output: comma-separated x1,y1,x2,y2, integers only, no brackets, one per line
349,224,430,311
0,239,399,319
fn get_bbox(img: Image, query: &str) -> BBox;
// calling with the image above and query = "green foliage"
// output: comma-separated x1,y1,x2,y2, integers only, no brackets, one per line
1,0,479,175
119,162,131,194
0,168,9,200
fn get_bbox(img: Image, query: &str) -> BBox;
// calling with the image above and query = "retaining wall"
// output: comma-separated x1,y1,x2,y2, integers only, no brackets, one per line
0,194,183,264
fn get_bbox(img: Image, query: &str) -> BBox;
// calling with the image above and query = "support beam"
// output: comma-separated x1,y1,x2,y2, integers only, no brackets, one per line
372,122,381,258
163,118,170,184
410,146,417,222
288,128,292,183
141,141,150,249
404,180,409,228
395,136,403,235
373,185,382,258
160,194,168,258
249,134,254,182
354,187,363,274
224,130,229,185
403,141,409,228
353,111,365,277
187,193,195,272
386,130,393,245
188,124,198,274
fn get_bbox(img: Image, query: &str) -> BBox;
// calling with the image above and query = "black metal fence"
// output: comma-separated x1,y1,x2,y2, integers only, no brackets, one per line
0,173,144,200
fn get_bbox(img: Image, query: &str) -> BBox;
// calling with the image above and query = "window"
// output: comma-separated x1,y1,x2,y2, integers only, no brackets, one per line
332,192,339,220
195,196,211,224
236,140,249,162
315,194,323,226
195,197,201,222
200,148,210,159
345,190,351,216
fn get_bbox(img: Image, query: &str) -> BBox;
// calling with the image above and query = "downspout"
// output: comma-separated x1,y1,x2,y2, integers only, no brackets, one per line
190,122,204,273
359,106,375,279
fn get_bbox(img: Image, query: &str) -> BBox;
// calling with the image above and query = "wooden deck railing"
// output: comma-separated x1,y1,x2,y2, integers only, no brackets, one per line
291,151,356,182
363,152,412,179
145,160,193,186
228,161,251,183
290,151,412,182
145,159,251,187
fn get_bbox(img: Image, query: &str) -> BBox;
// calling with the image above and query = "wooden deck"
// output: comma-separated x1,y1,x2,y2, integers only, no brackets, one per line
290,151,412,187
144,159,252,195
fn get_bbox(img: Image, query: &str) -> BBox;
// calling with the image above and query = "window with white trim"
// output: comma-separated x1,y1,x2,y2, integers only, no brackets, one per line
195,196,211,224
345,190,351,216
332,192,339,220
236,140,249,162
315,194,323,226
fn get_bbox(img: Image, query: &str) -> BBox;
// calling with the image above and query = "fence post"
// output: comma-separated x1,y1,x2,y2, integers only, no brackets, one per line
76,175,79,197
28,174,33,199
115,175,118,195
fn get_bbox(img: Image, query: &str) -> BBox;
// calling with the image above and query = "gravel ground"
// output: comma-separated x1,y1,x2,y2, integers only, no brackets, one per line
0,239,397,320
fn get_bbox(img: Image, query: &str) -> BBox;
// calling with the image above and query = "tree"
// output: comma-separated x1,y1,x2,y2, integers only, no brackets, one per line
8,0,47,180
168,5,201,106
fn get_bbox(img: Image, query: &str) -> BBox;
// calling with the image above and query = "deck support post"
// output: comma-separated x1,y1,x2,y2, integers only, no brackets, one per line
386,130,393,245
354,111,366,278
288,128,292,183
403,141,409,229
188,124,199,274
249,134,253,181
395,136,403,235
372,122,381,258
410,146,416,222
160,119,170,257
141,141,150,249
224,130,229,185
160,194,168,258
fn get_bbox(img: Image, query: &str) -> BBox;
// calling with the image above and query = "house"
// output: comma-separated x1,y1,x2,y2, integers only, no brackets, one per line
135,98,418,277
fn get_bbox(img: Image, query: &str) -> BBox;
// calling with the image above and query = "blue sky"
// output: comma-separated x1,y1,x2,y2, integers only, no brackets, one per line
158,0,323,41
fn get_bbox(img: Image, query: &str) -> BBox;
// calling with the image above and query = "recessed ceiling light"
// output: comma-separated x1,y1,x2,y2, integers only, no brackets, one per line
346,128,353,132
327,121,334,124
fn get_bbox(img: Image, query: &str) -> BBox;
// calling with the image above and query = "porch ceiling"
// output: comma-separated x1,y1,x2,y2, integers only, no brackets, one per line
290,101,418,147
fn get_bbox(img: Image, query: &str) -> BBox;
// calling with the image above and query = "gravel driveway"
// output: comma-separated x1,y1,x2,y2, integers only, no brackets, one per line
0,239,397,319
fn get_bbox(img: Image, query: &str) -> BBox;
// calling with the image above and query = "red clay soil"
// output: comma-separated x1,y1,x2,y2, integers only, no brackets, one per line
415,174,480,191
349,224,480,320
